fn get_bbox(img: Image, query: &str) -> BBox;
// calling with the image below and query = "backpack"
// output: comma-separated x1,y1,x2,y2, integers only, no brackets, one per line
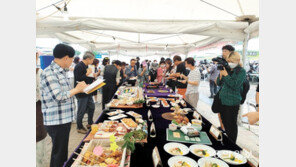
240,78,250,104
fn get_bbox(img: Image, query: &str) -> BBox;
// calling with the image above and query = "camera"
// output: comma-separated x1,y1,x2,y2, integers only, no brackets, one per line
212,57,230,71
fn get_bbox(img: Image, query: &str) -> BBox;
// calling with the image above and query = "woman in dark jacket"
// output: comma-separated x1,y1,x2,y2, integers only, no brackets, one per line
216,51,246,143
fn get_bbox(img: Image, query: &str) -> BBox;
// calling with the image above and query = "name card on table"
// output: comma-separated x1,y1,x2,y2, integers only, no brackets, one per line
209,125,222,141
241,149,259,167
152,146,163,167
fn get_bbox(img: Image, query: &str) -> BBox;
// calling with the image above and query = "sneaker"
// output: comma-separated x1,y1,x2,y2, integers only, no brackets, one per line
86,124,92,129
77,128,88,134
209,95,214,98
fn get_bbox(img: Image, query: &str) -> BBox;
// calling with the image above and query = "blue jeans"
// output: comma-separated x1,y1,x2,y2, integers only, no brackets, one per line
209,80,217,96
76,96,95,129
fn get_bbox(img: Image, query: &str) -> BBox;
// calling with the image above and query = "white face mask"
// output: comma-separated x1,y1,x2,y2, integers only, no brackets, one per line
161,65,165,68
229,62,238,69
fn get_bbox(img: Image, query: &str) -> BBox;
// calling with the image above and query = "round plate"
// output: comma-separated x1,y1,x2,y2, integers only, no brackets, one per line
168,156,198,167
164,142,189,156
189,144,216,158
217,150,247,165
198,157,229,167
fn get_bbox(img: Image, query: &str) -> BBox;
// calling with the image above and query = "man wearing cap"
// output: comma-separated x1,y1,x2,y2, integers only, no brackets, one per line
40,44,87,167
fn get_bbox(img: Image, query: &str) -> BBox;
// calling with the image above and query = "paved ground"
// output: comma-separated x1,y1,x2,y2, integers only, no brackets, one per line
43,81,259,167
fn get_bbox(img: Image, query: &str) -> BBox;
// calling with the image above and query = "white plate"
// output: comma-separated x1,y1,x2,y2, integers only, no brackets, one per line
198,157,229,167
217,150,247,165
168,156,198,167
189,144,216,158
152,104,160,108
172,122,192,128
108,114,127,120
164,142,189,156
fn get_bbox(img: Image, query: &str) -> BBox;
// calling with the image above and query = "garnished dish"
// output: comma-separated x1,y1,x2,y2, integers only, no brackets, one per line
198,157,229,167
171,115,190,127
158,90,169,93
126,111,142,118
168,156,198,167
189,144,216,158
217,150,247,165
147,90,155,94
164,142,189,156
106,109,125,116
73,140,129,167
121,118,138,130
160,99,170,107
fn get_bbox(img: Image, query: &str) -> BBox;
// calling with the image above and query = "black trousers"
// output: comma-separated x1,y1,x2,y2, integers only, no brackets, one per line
219,105,239,143
102,85,117,110
76,96,95,129
45,123,71,167
209,80,217,96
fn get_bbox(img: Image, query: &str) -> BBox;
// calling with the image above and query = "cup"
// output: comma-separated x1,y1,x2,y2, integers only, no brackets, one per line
169,123,177,131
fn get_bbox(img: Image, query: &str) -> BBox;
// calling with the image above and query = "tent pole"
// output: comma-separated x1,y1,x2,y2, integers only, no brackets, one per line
242,33,250,69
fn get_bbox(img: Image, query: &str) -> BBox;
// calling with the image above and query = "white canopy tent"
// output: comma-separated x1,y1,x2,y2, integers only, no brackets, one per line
36,0,259,63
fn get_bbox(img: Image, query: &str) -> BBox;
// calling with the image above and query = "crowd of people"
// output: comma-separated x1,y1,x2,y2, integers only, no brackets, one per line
36,43,259,167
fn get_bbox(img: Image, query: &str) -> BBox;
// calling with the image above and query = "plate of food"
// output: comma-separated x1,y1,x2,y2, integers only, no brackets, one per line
168,156,198,167
126,111,142,118
152,104,160,108
164,142,189,156
121,118,138,130
171,115,191,127
108,114,127,120
158,90,169,93
161,100,170,108
147,90,155,94
217,150,247,165
168,94,178,98
189,144,216,158
198,157,229,167
106,109,125,116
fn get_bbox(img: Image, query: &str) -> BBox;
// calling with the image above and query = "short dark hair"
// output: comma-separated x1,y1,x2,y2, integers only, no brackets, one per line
103,57,110,66
92,59,99,66
185,57,195,66
173,55,182,62
159,60,165,65
121,62,126,66
130,59,136,62
113,60,121,66
165,58,172,66
53,43,75,59
222,45,235,52
136,57,140,60
73,57,80,64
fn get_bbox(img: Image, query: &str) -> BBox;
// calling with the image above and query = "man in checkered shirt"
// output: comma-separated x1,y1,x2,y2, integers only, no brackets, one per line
40,44,87,167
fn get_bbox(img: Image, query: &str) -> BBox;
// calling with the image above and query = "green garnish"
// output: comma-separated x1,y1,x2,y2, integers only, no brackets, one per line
212,163,218,167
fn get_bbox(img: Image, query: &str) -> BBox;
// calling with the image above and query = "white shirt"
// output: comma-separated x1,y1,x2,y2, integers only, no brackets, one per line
186,67,201,95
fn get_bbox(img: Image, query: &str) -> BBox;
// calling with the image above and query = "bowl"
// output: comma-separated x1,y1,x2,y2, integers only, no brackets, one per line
169,123,177,131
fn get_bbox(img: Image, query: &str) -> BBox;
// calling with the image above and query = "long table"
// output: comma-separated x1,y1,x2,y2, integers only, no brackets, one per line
64,87,252,167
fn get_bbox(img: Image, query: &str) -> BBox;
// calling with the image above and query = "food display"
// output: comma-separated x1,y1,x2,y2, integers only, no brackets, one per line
197,157,229,167
189,145,216,158
108,114,127,120
159,98,170,107
168,156,198,167
217,150,247,165
152,104,160,108
147,90,155,94
72,140,130,167
164,142,189,156
110,87,144,108
126,111,142,118
93,121,128,139
106,110,125,116
121,118,138,130
171,115,190,127
158,90,168,93
167,98,176,103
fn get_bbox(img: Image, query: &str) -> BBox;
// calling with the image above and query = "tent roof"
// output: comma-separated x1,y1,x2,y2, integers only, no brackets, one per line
36,0,259,55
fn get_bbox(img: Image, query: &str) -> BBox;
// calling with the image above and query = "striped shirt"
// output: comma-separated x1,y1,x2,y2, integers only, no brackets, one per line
40,61,75,126
185,67,201,95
